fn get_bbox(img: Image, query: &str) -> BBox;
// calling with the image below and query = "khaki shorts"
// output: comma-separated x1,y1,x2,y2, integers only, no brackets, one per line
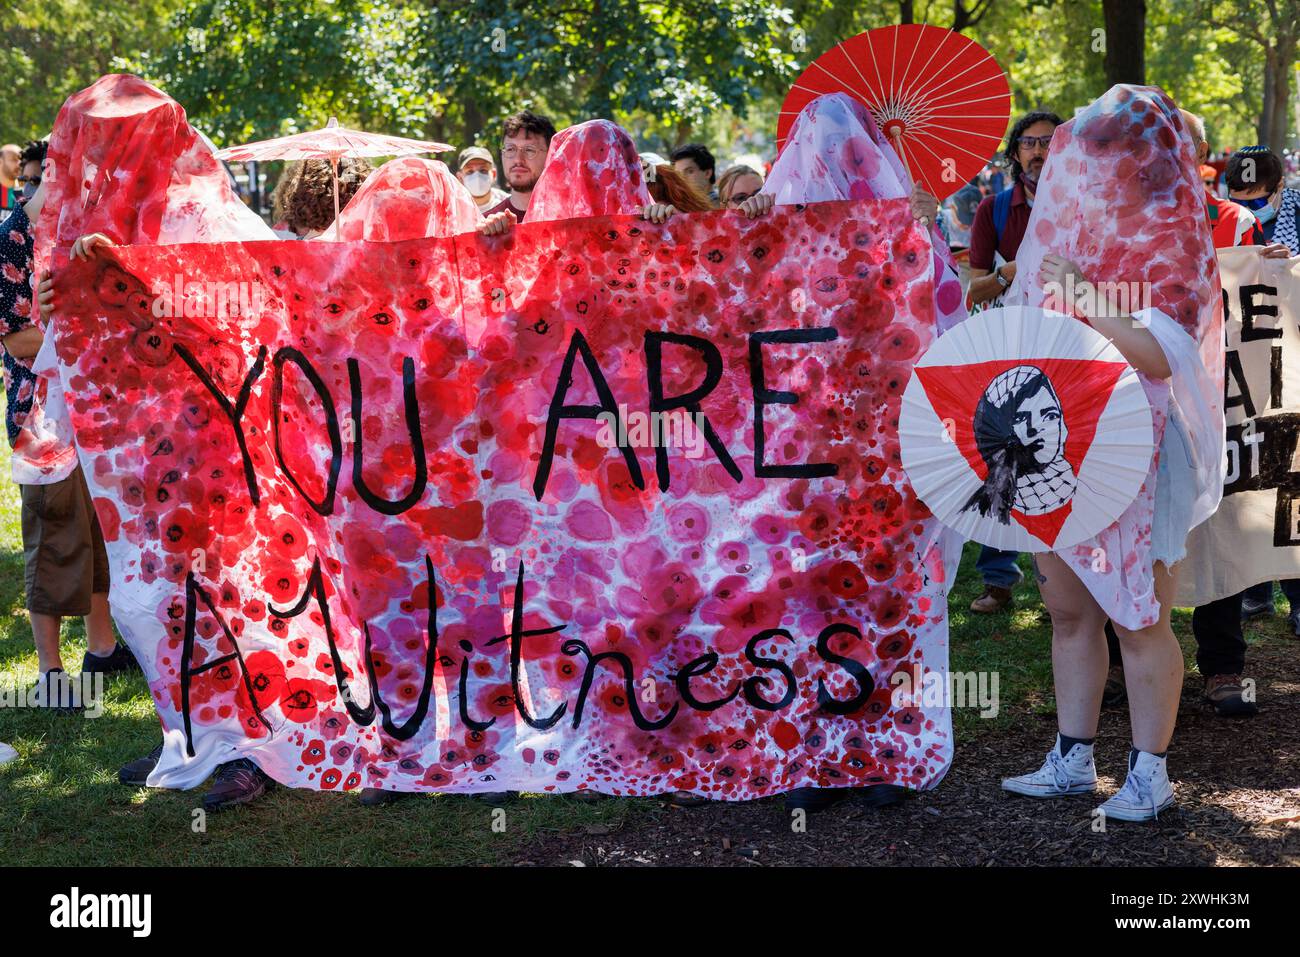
21,466,110,617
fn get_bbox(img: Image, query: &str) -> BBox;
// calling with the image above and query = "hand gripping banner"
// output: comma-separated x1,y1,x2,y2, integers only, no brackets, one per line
51,200,955,798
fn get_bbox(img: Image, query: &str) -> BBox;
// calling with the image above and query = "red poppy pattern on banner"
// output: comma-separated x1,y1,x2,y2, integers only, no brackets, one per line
51,199,954,798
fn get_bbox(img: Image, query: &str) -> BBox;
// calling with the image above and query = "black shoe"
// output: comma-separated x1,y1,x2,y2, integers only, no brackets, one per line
664,790,709,807
1241,596,1275,621
359,787,414,807
470,790,518,805
81,643,139,675
118,742,164,786
1289,610,1300,639
856,783,907,808
203,758,273,812
28,669,83,713
783,786,849,813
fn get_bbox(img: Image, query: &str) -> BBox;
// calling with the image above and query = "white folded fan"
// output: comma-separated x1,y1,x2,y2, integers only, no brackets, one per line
900,306,1153,552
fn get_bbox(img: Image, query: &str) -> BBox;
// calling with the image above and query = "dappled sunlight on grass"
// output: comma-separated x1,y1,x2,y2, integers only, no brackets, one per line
0,430,1292,864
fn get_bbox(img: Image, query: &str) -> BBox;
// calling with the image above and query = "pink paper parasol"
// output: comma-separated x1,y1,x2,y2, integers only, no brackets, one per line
216,118,453,235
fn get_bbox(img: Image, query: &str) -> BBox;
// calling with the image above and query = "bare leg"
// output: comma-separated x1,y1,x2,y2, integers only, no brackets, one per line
1112,562,1184,753
31,612,64,673
84,592,116,656
1035,551,1109,739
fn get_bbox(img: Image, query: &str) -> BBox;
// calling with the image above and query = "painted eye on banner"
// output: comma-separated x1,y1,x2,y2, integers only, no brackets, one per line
371,311,393,326
325,302,342,315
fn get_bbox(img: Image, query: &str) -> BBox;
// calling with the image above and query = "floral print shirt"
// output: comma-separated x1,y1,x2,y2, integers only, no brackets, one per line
0,202,36,447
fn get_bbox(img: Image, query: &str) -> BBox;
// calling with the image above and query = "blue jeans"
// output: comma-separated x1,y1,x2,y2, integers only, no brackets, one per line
1244,580,1300,607
977,545,1021,588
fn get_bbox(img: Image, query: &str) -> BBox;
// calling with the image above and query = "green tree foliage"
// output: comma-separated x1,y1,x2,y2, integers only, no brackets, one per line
129,0,799,148
0,0,186,142
1,0,1294,158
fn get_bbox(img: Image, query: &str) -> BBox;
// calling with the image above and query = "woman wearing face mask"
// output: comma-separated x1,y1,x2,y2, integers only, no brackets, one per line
1226,145,1300,256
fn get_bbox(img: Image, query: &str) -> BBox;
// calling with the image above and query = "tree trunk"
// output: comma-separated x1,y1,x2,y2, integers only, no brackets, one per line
1273,36,1298,151
899,1,914,24
952,0,995,33
462,99,486,148
1260,50,1277,146
1102,0,1146,86
1268,61,1291,151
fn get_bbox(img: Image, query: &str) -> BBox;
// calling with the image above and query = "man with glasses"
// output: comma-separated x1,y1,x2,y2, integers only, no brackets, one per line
486,110,557,224
716,164,763,208
964,110,1063,615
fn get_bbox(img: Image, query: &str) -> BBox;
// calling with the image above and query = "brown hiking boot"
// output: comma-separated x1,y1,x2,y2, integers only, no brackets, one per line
1102,664,1127,708
970,585,1014,614
1203,674,1258,718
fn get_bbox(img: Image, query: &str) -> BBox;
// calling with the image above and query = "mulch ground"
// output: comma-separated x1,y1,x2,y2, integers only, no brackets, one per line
518,633,1300,867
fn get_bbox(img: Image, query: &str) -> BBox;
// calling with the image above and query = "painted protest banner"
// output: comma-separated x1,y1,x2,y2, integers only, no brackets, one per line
51,199,955,797
1178,248,1300,605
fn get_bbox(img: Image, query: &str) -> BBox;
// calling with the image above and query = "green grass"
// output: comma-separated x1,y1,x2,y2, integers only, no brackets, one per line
0,433,1275,866
0,439,635,866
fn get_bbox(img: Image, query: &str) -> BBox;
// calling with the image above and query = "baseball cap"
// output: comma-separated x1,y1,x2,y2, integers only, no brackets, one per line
459,146,494,168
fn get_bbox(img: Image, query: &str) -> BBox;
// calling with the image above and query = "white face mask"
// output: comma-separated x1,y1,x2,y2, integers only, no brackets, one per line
463,171,494,197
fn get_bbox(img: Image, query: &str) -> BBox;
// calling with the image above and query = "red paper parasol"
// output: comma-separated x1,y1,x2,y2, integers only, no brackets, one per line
777,25,1011,199
216,118,453,236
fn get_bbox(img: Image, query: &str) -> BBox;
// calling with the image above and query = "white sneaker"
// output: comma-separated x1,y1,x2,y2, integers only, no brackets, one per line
1096,751,1175,822
1001,736,1097,797
0,742,17,766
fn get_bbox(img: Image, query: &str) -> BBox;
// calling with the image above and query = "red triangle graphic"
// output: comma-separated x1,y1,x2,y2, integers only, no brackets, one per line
1011,500,1073,547
914,358,1126,546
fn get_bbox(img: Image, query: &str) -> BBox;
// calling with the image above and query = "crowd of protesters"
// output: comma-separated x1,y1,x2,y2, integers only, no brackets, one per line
1,74,1297,827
